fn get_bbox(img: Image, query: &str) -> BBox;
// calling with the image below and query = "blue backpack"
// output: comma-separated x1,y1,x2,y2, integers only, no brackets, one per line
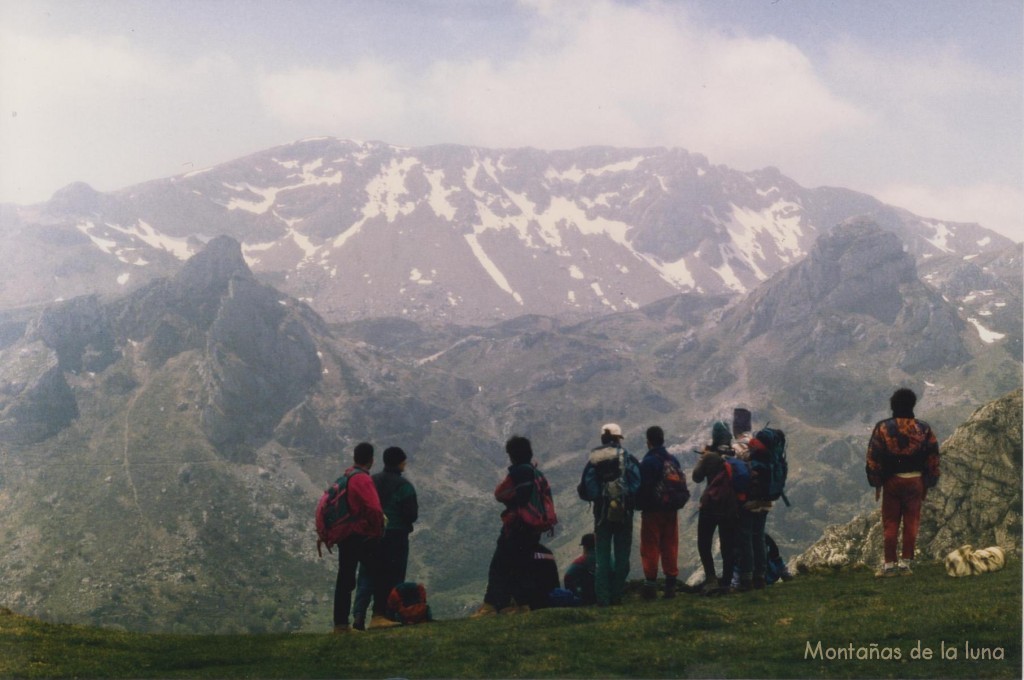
751,426,790,506
724,457,750,498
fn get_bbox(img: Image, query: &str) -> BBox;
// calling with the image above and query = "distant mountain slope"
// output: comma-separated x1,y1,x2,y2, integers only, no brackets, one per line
0,223,1018,633
0,138,1014,324
794,389,1023,571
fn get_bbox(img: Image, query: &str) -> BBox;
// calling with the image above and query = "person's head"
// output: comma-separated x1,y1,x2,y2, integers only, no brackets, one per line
646,425,665,448
712,420,732,448
600,423,624,446
581,533,595,553
383,446,407,471
732,408,752,436
505,435,533,465
890,388,917,418
353,442,374,467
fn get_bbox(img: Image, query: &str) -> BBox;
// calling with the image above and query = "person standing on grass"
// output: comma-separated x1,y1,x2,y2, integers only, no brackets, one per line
352,446,418,630
472,435,556,616
316,442,384,634
691,421,741,595
637,425,689,599
577,424,641,606
866,388,940,578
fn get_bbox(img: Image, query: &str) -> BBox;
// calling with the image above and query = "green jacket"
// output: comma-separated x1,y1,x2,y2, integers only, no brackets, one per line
373,468,419,534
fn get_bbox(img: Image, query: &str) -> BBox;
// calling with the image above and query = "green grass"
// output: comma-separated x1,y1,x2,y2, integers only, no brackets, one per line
2,560,1019,679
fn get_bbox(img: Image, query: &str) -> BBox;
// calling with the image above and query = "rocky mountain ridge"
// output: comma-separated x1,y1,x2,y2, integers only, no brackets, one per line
1,138,1015,325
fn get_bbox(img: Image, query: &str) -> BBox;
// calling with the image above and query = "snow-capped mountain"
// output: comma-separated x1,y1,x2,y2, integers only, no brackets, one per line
1,138,1014,324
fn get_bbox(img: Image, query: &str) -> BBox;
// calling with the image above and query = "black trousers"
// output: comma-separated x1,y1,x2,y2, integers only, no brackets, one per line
697,509,739,587
373,531,410,615
483,526,538,610
334,535,375,626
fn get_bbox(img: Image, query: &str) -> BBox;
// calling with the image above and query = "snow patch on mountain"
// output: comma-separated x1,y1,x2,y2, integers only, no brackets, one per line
464,233,523,305
922,220,955,253
968,317,1006,343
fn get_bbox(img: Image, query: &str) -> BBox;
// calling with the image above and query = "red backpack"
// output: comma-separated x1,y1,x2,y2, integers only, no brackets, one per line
315,468,367,548
386,582,432,624
498,465,558,534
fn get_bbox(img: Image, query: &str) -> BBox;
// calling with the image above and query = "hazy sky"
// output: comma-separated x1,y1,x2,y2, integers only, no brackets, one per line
1,0,1021,241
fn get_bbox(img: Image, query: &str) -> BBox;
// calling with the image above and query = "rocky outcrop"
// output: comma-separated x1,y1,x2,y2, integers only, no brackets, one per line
794,389,1023,571
27,295,119,373
0,341,78,444
200,275,321,447
738,219,917,338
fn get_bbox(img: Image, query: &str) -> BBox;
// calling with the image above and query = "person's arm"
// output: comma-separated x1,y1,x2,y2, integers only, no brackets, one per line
577,463,598,502
922,424,940,490
398,482,419,529
865,422,887,492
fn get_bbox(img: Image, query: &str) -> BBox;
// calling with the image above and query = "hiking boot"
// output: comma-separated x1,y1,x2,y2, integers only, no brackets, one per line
874,562,899,578
663,577,677,599
498,605,521,615
352,616,366,631
332,624,363,634
370,614,401,629
641,580,658,600
897,559,913,576
470,603,497,618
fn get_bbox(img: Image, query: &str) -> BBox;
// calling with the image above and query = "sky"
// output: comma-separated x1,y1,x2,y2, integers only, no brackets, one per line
1,0,1021,242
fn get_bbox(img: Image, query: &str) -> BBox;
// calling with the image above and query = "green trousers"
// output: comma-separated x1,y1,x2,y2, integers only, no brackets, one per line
594,516,633,605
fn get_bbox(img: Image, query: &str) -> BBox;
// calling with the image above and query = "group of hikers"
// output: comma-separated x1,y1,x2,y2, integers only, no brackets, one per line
315,388,940,632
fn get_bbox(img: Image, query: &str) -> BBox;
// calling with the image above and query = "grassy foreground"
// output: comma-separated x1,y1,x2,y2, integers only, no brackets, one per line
2,560,1020,679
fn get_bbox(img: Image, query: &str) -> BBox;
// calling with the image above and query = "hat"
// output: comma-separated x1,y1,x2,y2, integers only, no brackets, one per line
601,423,623,438
383,446,407,468
712,420,732,447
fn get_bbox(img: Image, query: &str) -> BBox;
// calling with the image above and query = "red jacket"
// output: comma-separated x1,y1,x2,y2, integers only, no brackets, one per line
340,466,385,540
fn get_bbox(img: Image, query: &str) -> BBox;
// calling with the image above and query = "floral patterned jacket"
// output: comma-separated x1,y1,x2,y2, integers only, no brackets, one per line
865,417,940,488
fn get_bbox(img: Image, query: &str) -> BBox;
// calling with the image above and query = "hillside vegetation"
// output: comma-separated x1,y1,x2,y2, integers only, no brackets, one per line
3,561,1019,679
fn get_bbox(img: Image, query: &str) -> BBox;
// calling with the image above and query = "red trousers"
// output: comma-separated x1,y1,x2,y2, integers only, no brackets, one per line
640,510,679,580
882,475,925,563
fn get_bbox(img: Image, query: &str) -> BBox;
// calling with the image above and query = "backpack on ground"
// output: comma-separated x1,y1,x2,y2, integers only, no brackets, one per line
752,425,790,506
315,468,367,548
386,582,432,624
653,450,690,511
517,466,559,533
590,446,629,524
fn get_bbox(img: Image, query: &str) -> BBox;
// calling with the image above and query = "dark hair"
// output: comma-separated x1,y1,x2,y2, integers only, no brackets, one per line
383,446,407,469
600,432,618,446
505,435,533,465
353,442,374,465
581,533,595,551
890,388,917,418
646,425,665,447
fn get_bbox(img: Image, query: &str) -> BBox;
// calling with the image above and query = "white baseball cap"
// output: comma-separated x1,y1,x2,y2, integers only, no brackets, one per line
601,423,623,437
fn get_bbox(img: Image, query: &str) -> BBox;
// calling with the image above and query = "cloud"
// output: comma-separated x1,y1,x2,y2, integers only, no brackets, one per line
257,0,868,167
874,182,1023,243
0,29,255,202
258,62,410,140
